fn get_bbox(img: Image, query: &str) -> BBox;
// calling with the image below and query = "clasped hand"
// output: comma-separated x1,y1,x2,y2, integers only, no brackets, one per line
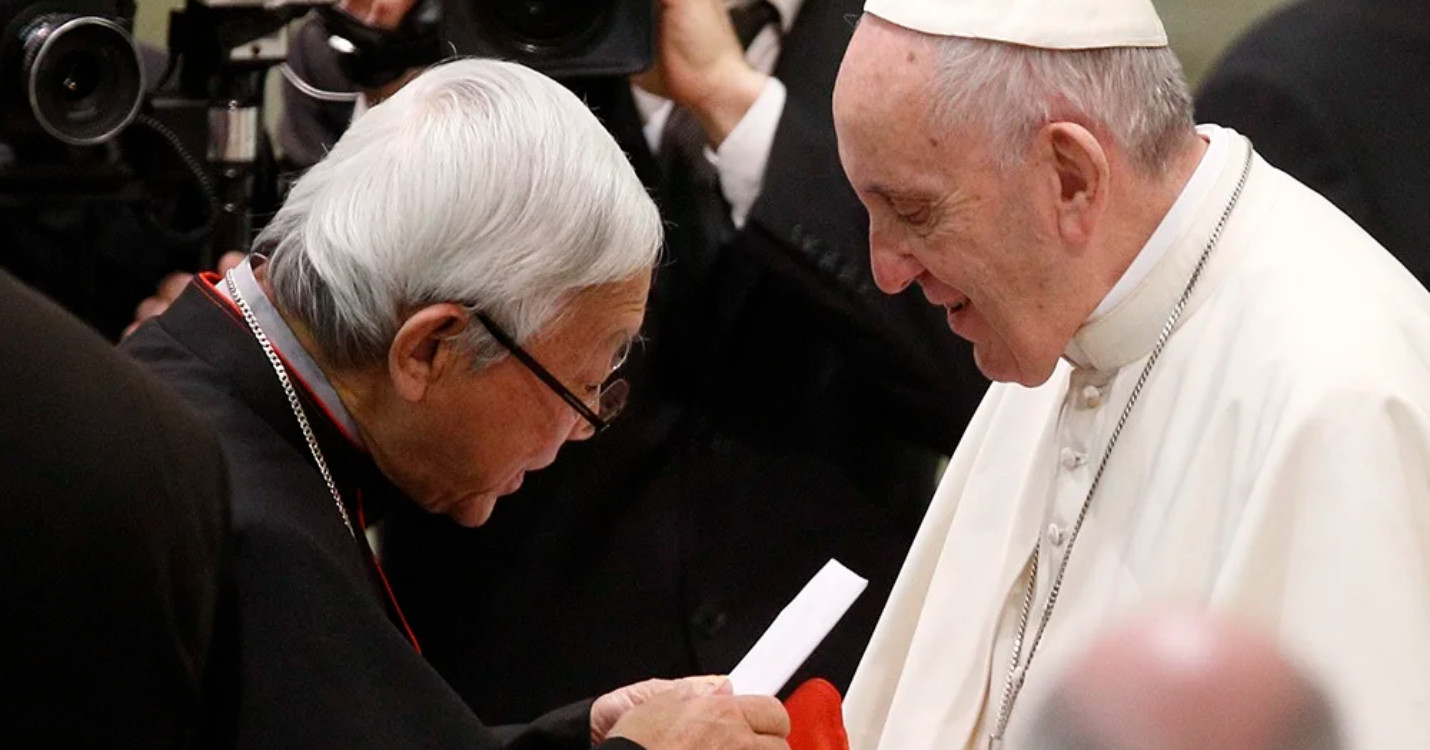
594,676,791,750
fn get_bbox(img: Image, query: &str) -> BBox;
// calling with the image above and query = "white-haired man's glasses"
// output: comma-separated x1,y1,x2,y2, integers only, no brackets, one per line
472,311,630,434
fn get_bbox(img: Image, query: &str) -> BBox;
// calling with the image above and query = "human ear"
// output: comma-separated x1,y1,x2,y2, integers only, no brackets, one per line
387,303,470,402
1039,121,1110,248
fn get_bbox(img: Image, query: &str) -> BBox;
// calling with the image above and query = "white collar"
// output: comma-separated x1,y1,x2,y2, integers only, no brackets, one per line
221,256,365,446
1088,124,1232,321
1062,128,1256,372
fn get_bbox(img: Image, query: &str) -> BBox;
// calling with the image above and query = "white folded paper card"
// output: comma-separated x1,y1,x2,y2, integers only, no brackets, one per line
727,559,868,696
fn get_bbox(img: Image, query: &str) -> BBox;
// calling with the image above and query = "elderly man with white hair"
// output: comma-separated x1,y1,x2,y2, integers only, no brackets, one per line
830,0,1430,749
122,58,789,750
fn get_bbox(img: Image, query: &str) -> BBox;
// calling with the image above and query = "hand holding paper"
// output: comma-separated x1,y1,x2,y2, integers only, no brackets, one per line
722,559,864,750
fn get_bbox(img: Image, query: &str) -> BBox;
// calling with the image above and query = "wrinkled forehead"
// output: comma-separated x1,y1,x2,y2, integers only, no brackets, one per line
553,273,651,342
835,17,955,175
835,16,940,128
835,18,956,192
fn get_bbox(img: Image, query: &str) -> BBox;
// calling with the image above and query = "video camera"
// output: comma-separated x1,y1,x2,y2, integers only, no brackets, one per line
0,0,653,334
1,0,327,268
0,0,143,147
0,0,653,235
442,0,653,79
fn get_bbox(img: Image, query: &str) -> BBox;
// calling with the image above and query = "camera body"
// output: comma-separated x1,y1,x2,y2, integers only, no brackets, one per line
0,0,653,280
0,0,143,148
2,0,656,157
0,0,653,338
0,0,315,338
442,0,654,78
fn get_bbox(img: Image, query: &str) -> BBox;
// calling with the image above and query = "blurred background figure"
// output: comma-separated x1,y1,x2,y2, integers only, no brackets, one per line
1197,0,1430,282
0,269,231,748
1025,611,1343,750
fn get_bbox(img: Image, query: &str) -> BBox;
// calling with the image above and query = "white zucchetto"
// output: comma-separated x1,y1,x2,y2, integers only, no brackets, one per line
864,0,1169,49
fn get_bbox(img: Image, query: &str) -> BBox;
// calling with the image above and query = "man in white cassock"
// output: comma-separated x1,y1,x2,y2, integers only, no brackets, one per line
830,1,1430,749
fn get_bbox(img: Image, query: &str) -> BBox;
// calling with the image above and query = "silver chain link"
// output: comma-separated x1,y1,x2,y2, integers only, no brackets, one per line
225,270,357,540
987,147,1254,750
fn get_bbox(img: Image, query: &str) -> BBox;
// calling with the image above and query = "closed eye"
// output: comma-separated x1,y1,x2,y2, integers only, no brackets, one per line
895,205,930,226
887,197,936,234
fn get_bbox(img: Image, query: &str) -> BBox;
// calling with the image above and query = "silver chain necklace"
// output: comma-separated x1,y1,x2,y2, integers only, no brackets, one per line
986,147,1254,750
225,270,357,540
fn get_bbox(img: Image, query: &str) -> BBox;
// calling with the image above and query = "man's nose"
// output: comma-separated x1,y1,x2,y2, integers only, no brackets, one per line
869,232,924,295
567,414,596,443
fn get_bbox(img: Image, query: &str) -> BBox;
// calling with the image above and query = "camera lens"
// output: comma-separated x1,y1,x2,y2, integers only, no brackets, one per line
22,15,143,146
486,0,611,55
60,56,100,100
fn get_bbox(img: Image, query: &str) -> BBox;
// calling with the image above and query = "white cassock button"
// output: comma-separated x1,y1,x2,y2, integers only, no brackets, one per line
1060,447,1085,469
1048,523,1066,547
1081,385,1103,409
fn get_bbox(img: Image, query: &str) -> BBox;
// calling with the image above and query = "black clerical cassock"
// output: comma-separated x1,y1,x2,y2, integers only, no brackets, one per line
122,273,640,749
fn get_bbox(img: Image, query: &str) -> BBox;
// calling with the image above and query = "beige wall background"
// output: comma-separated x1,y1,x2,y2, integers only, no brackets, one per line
134,0,181,53
1156,0,1295,85
132,0,1297,105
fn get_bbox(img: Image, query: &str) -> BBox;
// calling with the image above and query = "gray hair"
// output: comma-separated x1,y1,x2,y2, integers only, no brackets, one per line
260,58,663,370
928,38,1195,174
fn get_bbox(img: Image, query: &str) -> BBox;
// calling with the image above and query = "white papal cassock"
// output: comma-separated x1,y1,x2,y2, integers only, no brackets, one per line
843,127,1430,750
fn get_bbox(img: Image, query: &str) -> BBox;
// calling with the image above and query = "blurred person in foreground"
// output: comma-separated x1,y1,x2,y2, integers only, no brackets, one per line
0,268,229,747
122,57,788,750
830,0,1430,748
1025,611,1343,750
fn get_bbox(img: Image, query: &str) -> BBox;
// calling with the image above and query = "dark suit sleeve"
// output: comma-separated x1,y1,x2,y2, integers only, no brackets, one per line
740,93,984,450
1196,68,1374,226
747,95,873,300
491,699,649,750
488,700,590,749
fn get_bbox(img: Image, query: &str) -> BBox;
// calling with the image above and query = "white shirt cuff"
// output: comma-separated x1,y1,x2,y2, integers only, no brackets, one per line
706,77,787,230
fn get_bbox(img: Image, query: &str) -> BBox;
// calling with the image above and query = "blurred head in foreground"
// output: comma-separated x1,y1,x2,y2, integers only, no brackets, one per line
1026,610,1343,750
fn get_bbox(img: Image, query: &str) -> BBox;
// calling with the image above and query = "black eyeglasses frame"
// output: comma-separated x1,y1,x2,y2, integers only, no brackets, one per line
472,311,623,434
